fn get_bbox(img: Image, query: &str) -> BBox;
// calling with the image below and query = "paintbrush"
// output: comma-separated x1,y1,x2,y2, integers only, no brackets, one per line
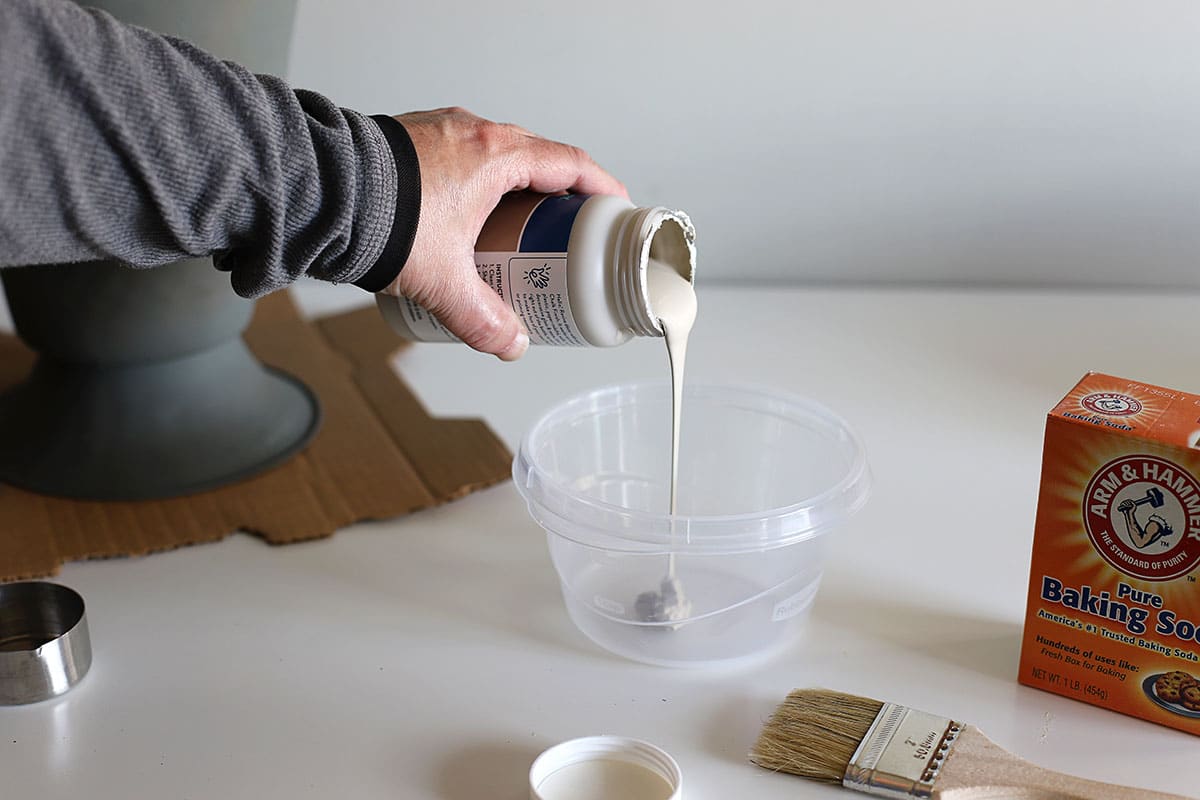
750,688,1193,799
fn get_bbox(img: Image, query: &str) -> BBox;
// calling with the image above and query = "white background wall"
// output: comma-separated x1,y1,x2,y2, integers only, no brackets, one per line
289,0,1200,288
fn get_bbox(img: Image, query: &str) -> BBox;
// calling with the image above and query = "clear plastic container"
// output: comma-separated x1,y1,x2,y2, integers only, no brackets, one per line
514,382,870,667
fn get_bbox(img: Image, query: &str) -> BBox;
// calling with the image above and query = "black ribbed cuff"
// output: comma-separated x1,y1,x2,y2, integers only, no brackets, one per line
355,114,422,292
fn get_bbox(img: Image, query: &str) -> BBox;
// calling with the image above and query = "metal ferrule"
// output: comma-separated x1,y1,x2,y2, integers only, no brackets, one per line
842,703,963,799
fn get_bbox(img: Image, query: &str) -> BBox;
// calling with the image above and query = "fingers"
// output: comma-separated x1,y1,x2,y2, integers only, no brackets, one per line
421,268,530,360
516,137,629,199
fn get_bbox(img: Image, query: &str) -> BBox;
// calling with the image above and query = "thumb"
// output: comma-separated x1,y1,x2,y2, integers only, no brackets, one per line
430,269,529,360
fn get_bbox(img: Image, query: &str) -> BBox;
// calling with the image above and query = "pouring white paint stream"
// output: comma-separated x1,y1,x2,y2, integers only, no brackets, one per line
374,192,698,623
634,258,697,624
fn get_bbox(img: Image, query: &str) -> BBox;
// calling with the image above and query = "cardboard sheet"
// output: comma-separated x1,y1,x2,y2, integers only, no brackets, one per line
0,291,512,581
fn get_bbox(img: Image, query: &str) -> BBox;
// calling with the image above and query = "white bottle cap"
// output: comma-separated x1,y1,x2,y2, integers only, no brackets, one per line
529,735,682,800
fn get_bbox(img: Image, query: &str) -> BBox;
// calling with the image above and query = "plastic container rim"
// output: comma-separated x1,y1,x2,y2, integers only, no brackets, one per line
514,380,870,550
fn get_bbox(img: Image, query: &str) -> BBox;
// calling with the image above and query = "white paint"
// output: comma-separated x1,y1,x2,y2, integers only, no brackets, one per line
646,258,697,518
535,759,674,800
645,256,697,621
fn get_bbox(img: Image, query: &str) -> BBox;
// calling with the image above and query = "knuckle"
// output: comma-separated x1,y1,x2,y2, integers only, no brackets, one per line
475,121,515,152
498,121,525,137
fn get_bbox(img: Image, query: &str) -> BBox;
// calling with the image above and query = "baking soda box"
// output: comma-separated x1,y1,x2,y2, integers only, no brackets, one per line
1020,373,1200,734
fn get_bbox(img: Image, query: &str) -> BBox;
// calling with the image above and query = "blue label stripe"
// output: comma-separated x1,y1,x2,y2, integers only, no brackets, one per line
518,194,588,253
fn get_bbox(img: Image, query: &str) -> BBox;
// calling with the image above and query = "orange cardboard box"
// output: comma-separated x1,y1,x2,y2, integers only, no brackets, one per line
1020,373,1200,734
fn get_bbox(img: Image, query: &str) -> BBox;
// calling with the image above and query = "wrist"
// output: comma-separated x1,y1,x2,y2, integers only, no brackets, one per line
353,115,422,292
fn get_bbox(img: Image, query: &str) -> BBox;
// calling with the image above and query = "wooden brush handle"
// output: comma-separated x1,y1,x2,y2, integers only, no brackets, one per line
935,726,1194,800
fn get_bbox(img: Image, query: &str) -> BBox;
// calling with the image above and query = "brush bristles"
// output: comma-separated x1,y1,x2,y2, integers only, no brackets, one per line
750,688,885,784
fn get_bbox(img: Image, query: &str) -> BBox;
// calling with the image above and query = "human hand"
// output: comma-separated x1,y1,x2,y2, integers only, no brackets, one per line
383,107,627,360
1118,499,1136,513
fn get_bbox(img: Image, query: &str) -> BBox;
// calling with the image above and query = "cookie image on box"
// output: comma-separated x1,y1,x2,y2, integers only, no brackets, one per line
1143,672,1200,719
1182,684,1200,712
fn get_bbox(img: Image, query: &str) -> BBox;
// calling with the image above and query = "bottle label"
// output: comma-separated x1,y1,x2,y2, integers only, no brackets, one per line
397,193,589,346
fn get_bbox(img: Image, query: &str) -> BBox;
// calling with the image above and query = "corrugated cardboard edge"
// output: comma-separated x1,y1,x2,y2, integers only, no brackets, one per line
313,300,513,503
0,291,512,581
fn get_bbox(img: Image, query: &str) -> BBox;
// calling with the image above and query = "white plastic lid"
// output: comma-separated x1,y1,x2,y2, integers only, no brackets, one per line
529,736,682,800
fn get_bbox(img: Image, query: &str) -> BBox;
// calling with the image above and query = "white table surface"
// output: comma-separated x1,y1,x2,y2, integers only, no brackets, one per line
1,283,1197,799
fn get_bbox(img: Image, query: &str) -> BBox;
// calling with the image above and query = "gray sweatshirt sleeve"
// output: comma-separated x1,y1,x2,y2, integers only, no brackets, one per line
0,0,420,296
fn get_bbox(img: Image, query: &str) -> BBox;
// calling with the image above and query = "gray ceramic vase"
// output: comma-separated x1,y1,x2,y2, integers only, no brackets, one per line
0,0,319,500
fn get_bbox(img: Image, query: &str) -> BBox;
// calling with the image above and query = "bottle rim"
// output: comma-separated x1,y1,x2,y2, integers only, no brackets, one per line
613,207,696,337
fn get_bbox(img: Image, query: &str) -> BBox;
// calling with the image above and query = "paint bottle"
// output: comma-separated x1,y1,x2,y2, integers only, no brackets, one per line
375,193,695,347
